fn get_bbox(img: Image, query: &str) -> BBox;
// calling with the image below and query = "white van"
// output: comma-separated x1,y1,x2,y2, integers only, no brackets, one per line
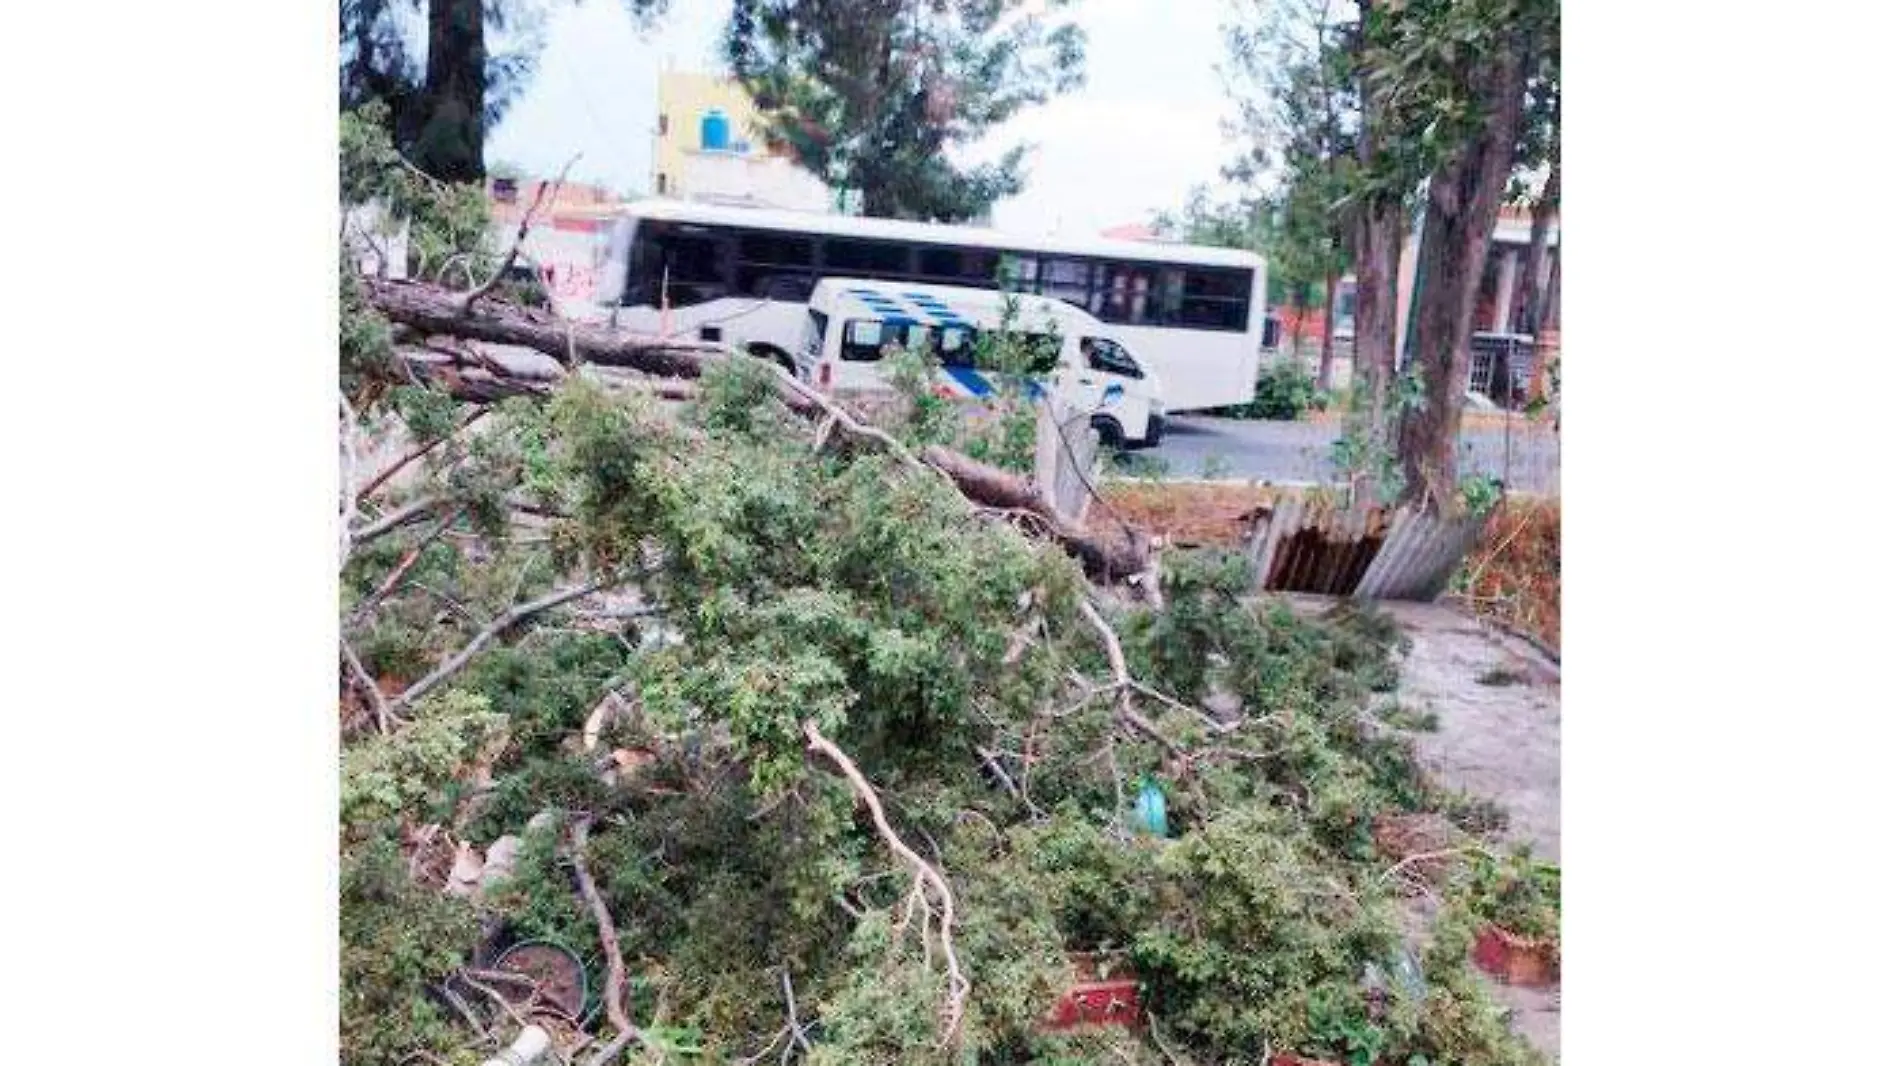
797,279,1168,448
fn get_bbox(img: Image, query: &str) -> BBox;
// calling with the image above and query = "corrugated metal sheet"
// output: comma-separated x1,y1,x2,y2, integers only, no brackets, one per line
1247,491,1496,602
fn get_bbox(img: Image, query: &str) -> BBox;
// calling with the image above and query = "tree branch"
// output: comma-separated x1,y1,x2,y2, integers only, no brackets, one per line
462,154,581,316
340,636,396,734
352,494,446,545
1078,600,1183,757
364,279,1151,579
394,575,621,711
802,720,968,1044
347,506,467,629
569,818,666,1066
356,408,489,503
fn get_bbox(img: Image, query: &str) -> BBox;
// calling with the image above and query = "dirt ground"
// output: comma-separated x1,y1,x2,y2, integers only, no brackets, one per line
1287,594,1562,1059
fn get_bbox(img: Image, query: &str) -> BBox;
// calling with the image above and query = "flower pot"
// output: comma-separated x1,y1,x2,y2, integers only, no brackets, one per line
1471,924,1559,986
494,939,590,1019
1044,952,1141,1030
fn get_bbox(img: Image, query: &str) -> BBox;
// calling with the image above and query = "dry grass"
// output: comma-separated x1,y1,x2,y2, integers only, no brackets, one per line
1090,480,1279,548
1451,496,1561,653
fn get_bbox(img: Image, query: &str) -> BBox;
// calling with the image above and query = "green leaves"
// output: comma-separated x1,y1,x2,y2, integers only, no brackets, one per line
727,0,1088,220
340,691,506,829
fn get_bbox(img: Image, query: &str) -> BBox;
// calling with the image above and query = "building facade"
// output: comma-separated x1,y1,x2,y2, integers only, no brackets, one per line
652,71,833,213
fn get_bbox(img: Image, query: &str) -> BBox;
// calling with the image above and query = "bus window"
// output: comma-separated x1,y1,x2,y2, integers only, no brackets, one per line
1181,267,1251,331
1039,258,1091,310
1091,263,1156,325
937,325,974,367
823,238,910,277
998,253,1038,292
643,226,731,307
919,247,1000,285
737,231,814,299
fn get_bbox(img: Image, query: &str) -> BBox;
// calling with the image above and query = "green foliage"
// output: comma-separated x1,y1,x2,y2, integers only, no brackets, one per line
340,334,1553,1066
726,0,1087,221
340,832,483,1066
340,259,396,392
1220,356,1327,421
341,102,493,281
1374,700,1440,732
341,691,507,829
1462,847,1561,942
1459,474,1504,517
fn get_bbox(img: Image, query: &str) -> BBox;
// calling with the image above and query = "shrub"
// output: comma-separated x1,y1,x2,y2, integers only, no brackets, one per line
1222,357,1326,420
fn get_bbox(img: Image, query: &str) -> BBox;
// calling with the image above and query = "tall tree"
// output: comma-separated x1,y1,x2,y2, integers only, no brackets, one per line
1514,70,1560,337
1382,0,1559,510
1223,0,1353,385
725,0,1087,221
341,1,671,180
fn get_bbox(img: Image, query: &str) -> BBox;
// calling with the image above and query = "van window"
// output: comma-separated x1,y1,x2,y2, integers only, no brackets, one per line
804,310,829,359
1083,337,1144,379
842,319,888,362
841,319,930,362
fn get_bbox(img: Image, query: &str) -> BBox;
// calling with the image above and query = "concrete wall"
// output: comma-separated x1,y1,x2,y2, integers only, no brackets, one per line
679,149,833,213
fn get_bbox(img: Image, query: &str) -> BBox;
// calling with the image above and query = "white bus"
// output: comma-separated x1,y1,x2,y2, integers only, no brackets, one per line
801,278,1168,448
592,199,1266,412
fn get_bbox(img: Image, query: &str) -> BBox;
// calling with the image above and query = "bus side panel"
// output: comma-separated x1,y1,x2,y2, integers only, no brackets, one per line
1112,325,1256,412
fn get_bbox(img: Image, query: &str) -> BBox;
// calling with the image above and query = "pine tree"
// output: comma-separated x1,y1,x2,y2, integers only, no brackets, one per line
725,0,1087,222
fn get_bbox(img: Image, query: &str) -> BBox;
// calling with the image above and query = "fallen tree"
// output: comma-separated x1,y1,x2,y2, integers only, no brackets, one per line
339,110,1552,1066
365,277,1151,580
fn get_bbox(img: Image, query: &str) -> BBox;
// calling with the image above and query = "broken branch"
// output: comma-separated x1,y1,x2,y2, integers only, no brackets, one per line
364,278,1151,579
357,408,489,503
340,637,397,734
462,155,580,316
802,720,968,1043
353,494,446,545
570,818,667,1066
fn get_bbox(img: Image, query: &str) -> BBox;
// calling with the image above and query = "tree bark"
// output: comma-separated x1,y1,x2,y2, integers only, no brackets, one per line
1292,285,1312,361
1318,272,1339,392
1395,37,1534,512
1516,163,1559,336
415,0,486,182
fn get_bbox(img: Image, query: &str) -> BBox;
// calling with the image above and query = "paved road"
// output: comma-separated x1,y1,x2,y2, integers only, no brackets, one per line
1142,414,1560,495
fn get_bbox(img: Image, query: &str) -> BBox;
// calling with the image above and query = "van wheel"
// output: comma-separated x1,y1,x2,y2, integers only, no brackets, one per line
1091,415,1126,451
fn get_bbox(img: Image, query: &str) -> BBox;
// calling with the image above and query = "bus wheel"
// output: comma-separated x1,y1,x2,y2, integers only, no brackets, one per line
1091,415,1126,451
747,344,796,374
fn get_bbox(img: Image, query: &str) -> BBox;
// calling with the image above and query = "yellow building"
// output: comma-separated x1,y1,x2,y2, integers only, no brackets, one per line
650,70,837,213
651,71,767,198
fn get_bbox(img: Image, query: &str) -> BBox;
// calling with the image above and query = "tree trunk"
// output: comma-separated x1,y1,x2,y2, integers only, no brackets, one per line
1395,39,1533,513
1318,272,1339,392
1516,163,1559,336
1289,287,1309,362
415,0,486,182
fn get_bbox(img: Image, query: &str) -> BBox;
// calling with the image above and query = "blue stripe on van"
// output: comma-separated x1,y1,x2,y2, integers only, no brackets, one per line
941,365,993,398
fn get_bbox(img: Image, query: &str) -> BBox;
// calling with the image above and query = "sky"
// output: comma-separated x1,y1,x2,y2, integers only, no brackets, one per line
484,0,1242,238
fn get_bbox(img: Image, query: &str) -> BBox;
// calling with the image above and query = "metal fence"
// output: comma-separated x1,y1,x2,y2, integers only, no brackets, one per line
1245,490,1496,602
